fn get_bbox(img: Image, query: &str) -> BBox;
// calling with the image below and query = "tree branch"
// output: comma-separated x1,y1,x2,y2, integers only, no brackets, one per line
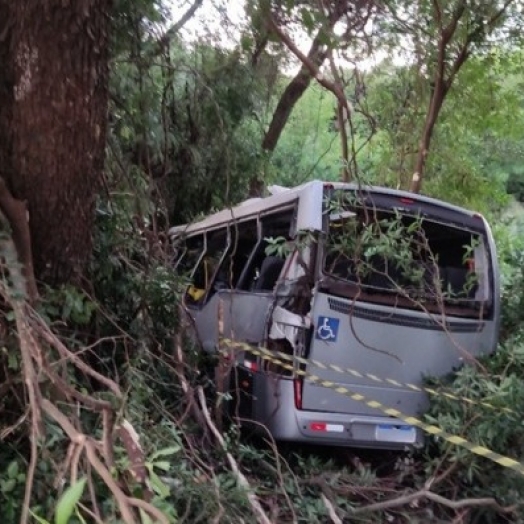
197,386,272,524
432,0,443,30
351,488,517,515
442,0,466,44
321,493,343,524
266,14,347,107
142,0,205,61
261,21,335,152
159,0,204,48
445,0,514,91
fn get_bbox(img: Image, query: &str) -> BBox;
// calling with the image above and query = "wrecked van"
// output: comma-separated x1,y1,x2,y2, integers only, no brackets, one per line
169,181,499,450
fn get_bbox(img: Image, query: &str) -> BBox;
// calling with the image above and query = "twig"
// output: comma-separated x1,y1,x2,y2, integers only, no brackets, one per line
78,502,105,524
40,399,138,524
84,439,139,524
196,387,272,524
31,314,122,397
321,493,343,524
20,432,38,524
4,255,43,524
127,497,170,524
86,462,103,524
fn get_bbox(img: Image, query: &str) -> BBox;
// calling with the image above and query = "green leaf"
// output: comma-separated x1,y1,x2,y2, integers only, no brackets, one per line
300,8,315,33
7,460,18,478
148,445,181,462
152,460,171,472
55,478,87,524
30,511,50,524
148,470,170,498
139,508,154,524
2,478,16,493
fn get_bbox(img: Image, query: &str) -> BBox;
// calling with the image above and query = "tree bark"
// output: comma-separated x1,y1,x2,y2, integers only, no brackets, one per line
0,0,112,285
410,64,447,194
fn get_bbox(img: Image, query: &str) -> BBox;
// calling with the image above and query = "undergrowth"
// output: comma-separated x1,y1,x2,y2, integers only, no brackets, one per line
1,186,524,523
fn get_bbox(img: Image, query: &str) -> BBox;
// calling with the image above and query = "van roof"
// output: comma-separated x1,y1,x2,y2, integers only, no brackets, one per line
168,180,481,238
169,180,325,237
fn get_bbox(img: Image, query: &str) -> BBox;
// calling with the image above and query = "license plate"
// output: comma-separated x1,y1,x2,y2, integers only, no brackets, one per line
375,424,417,444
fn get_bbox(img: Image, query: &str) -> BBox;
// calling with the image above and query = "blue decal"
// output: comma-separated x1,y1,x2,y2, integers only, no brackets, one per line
315,316,340,342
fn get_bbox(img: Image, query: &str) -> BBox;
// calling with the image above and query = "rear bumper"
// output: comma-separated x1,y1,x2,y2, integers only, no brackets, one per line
248,374,424,450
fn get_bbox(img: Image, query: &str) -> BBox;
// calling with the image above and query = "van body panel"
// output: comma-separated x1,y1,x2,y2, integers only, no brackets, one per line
190,291,273,352
302,292,496,415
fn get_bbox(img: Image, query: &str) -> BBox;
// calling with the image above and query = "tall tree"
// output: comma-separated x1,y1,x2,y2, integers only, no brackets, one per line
0,0,112,288
385,0,522,193
244,0,377,190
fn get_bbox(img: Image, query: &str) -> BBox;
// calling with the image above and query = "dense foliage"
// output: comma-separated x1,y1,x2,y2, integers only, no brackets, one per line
1,0,524,523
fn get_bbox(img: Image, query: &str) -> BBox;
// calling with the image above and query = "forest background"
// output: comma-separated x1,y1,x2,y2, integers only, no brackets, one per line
1,0,524,522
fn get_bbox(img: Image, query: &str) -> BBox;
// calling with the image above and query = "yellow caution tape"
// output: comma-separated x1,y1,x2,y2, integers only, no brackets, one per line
222,338,516,416
220,340,524,476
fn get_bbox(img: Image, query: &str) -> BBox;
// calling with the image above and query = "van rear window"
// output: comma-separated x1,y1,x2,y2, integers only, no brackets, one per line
323,208,491,318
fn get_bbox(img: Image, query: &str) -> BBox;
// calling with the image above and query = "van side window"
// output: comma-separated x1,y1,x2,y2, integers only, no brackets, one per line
217,219,259,290
241,210,294,292
176,234,205,276
187,228,229,305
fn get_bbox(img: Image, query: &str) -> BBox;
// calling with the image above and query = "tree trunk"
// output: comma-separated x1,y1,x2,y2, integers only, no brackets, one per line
262,30,331,152
0,0,111,285
410,80,446,194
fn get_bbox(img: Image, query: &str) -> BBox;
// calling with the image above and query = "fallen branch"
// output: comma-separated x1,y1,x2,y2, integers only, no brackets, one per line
0,240,43,524
350,488,518,515
0,247,168,523
41,399,137,524
197,386,272,524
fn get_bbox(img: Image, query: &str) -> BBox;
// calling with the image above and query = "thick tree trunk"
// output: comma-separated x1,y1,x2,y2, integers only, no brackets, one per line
0,0,111,285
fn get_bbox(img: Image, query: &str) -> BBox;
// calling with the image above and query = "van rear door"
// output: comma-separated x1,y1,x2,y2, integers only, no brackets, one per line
301,290,491,420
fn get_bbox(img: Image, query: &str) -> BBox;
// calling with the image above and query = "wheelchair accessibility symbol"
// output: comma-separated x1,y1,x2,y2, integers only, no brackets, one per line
315,316,340,342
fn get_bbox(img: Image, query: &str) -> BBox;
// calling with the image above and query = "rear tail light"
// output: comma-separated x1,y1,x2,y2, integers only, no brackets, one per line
309,422,344,433
244,359,258,372
294,378,303,409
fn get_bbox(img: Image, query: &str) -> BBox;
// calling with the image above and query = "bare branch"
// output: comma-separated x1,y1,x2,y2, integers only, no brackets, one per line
159,0,204,46
445,0,514,91
432,0,443,30
265,11,355,178
351,488,517,515
32,313,123,397
442,0,466,44
328,53,350,176
266,14,346,104
321,493,343,524
261,21,335,151
197,386,272,524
